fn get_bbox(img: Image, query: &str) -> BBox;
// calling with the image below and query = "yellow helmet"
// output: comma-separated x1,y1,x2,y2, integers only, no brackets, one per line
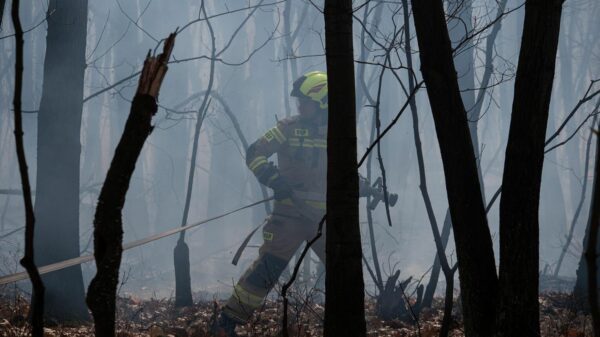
290,71,328,109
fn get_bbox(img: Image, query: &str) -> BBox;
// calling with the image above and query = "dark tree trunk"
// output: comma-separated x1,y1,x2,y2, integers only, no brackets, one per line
410,0,499,336
421,211,451,308
497,1,564,336
583,124,600,337
86,36,175,337
323,1,366,337
12,0,45,335
33,0,89,322
574,126,600,313
447,1,480,187
1,0,5,29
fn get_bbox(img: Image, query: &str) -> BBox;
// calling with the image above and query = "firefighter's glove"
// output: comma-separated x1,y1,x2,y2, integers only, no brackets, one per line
269,176,293,201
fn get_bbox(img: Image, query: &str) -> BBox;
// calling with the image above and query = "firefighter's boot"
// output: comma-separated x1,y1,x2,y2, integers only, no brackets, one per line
211,312,240,337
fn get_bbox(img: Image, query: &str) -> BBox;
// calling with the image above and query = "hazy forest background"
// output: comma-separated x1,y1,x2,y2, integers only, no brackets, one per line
0,0,599,336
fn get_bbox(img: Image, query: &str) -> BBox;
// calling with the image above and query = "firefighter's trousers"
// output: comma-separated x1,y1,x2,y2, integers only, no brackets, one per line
223,204,325,323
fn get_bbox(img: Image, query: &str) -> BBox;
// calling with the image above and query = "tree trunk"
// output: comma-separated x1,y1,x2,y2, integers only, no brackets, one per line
410,0,498,336
12,0,45,335
86,36,175,337
574,127,600,310
554,116,596,277
0,0,5,32
175,4,215,307
447,1,482,193
497,1,564,336
33,0,89,322
583,123,600,337
323,1,366,336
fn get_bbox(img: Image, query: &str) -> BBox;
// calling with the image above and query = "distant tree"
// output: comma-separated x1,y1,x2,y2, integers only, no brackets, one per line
323,1,366,337
174,3,215,307
33,0,89,322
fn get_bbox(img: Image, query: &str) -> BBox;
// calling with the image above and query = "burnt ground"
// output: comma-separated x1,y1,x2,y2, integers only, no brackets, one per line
0,290,595,337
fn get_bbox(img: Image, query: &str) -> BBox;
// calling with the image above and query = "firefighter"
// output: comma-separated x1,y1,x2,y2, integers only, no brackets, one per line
212,71,330,336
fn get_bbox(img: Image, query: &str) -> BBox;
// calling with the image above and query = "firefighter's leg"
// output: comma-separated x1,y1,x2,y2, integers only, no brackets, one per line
222,213,304,323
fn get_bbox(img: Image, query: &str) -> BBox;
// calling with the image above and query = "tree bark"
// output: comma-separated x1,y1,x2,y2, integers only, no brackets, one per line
175,4,215,307
410,0,498,336
0,0,5,29
86,35,175,337
324,1,366,336
584,124,600,337
12,0,45,335
497,1,564,336
573,125,600,316
33,0,89,322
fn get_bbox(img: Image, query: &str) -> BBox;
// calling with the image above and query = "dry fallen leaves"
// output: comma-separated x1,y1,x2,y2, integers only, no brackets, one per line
0,292,595,336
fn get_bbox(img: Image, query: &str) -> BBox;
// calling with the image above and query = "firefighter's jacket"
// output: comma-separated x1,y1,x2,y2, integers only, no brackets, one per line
246,115,327,212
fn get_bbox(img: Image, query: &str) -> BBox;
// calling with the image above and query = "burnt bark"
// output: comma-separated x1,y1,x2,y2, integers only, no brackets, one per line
32,0,89,322
324,0,366,336
86,94,157,336
86,35,175,337
12,0,45,335
497,1,564,336
410,0,498,336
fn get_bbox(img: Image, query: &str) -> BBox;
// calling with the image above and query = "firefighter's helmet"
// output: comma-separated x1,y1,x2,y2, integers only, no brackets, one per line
290,71,328,109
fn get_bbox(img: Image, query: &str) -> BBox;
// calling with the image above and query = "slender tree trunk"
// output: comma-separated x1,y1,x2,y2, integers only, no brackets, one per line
497,1,564,336
324,1,365,336
410,0,498,335
421,211,451,308
402,1,457,327
175,4,215,307
33,0,89,322
12,0,45,335
554,116,596,277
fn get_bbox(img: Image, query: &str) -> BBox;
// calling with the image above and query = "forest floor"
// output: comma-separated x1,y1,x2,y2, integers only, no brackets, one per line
0,291,595,337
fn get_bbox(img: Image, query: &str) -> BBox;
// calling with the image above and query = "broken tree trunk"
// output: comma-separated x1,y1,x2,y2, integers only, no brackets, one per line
12,0,45,335
86,34,175,337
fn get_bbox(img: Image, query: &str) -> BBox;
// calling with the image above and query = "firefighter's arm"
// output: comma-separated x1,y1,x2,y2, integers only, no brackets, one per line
246,123,287,187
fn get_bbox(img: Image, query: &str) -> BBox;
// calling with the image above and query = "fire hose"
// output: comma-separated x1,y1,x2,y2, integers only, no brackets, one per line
0,197,274,286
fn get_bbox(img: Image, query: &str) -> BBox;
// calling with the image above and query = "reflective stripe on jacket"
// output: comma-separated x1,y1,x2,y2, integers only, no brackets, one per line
246,115,327,209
